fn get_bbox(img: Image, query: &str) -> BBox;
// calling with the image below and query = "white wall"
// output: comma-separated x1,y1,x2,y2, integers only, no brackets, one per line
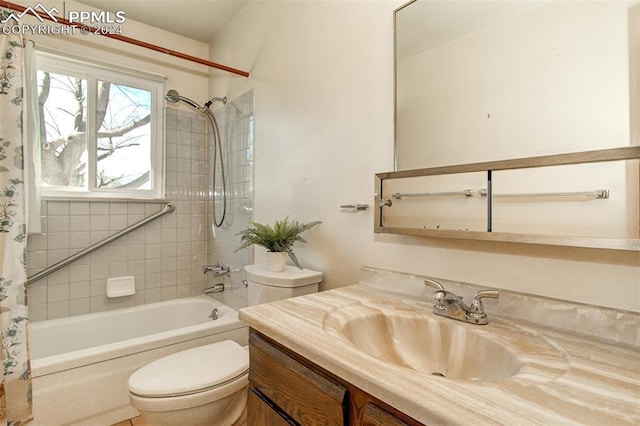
210,0,639,313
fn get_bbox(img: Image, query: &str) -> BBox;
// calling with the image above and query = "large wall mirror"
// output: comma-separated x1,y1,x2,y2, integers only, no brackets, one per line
378,0,640,251
395,0,639,169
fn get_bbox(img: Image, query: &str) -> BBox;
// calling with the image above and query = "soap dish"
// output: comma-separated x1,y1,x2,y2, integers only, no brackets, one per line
107,276,135,298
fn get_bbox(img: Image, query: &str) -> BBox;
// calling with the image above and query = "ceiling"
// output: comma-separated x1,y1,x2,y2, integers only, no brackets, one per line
76,0,249,43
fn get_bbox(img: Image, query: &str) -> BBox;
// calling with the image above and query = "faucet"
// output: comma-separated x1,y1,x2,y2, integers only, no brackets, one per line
424,277,499,325
203,263,230,277
202,283,225,295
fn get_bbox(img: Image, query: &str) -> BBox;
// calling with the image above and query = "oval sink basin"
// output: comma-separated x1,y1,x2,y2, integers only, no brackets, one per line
338,312,520,381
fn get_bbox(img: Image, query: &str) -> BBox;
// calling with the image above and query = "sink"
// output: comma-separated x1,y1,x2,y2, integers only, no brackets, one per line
323,302,569,383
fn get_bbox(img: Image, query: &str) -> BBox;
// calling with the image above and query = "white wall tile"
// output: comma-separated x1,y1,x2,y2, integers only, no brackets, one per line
47,301,69,319
28,286,47,305
69,232,90,249
28,304,47,322
47,216,69,233
109,202,128,215
71,215,90,231
90,202,110,215
30,109,209,321
69,298,91,316
47,233,69,250
69,282,90,299
48,284,69,303
69,201,90,215
69,264,90,282
109,215,128,231
48,201,70,215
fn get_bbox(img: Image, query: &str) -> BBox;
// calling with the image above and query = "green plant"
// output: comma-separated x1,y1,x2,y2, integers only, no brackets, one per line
235,217,321,269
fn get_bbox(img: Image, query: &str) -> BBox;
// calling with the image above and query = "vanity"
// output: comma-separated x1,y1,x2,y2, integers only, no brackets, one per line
239,268,640,425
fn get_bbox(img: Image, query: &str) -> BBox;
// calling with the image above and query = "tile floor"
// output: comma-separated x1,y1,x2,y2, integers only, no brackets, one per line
112,416,149,426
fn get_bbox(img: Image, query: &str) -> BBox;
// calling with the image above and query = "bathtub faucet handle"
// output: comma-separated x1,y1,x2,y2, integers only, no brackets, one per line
202,263,231,277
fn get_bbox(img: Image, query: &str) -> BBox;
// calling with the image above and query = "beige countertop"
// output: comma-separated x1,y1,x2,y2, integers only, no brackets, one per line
239,282,640,425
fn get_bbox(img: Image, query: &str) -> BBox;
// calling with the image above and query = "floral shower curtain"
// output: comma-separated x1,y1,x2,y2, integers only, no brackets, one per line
0,28,33,426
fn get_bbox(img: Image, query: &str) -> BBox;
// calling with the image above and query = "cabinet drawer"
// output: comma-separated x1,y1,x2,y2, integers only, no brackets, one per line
247,388,296,426
249,332,347,425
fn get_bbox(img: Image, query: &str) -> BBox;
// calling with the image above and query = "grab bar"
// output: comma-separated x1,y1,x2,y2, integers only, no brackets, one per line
392,190,475,199
478,189,609,199
26,202,176,286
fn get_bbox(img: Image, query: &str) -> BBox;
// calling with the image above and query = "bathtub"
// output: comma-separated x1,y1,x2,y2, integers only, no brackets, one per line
29,296,248,426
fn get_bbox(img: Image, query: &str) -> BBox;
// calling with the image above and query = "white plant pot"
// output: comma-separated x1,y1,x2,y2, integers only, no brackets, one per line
266,252,287,272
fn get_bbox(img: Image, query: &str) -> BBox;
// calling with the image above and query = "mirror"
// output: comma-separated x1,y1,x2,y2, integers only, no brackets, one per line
395,0,639,170
381,0,640,249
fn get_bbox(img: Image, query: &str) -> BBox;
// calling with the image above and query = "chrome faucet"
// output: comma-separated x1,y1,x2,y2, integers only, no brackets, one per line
424,277,499,325
203,263,230,277
202,283,224,295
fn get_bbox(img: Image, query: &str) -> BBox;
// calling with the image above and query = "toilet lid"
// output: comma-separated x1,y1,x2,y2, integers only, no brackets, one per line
128,340,249,397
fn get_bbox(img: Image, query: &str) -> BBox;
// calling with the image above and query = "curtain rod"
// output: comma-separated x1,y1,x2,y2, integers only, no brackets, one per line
1,1,250,77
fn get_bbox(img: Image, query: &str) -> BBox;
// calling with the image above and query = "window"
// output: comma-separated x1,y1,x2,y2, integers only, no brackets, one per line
36,51,165,199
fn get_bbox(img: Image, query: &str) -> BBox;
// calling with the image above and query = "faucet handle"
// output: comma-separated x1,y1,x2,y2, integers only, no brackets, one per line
424,277,445,292
424,278,450,314
467,289,499,324
473,289,499,302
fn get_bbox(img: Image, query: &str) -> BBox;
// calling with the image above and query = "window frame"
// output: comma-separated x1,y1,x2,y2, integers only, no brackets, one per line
36,51,166,200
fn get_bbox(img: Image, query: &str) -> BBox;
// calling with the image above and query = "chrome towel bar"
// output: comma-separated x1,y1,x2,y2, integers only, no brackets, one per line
478,189,609,199
388,189,609,201
392,190,475,199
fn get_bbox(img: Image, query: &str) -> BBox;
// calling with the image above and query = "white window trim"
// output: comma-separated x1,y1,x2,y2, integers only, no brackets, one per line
36,51,166,200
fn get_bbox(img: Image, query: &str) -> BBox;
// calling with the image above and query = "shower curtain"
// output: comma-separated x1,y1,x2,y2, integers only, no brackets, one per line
0,30,33,426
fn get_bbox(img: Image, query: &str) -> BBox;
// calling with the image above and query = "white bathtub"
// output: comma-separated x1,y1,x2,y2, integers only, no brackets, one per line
29,296,248,426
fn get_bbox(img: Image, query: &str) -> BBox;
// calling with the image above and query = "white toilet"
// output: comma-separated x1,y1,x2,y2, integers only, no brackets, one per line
127,264,322,425
244,263,323,306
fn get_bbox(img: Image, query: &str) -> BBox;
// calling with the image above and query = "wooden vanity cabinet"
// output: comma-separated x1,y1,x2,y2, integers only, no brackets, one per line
248,331,423,426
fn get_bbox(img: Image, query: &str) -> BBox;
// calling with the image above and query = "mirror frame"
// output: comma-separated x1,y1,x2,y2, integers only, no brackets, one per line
375,146,640,251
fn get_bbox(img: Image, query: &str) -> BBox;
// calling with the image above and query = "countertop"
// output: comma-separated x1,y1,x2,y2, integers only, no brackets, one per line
239,282,640,425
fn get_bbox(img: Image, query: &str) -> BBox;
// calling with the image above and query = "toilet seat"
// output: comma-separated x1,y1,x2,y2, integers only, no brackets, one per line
128,340,249,398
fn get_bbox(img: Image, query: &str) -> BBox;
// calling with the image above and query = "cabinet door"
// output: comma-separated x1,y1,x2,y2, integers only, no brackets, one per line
247,388,296,426
249,332,347,425
362,403,413,426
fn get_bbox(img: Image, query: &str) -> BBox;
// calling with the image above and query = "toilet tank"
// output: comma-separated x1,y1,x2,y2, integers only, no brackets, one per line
244,264,323,306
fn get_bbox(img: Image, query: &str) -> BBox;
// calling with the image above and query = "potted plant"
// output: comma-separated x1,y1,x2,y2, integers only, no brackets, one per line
235,217,321,271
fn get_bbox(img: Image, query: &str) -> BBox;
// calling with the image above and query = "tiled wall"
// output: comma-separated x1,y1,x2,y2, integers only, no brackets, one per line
205,90,255,311
26,108,210,321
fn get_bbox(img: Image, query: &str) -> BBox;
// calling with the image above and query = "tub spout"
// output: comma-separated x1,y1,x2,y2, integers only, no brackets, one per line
202,283,224,295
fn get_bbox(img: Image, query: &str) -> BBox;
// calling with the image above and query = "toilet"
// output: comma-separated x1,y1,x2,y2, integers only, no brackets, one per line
128,341,249,426
127,264,322,425
244,263,323,306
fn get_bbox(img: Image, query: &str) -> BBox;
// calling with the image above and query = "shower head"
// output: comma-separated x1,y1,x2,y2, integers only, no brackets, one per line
164,89,203,111
165,89,180,103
